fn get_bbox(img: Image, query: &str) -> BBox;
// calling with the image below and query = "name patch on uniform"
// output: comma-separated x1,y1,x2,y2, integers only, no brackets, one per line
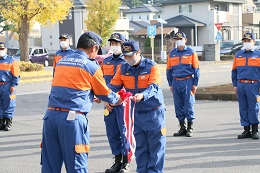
59,57,88,67
141,71,148,74
126,72,130,76
107,62,111,64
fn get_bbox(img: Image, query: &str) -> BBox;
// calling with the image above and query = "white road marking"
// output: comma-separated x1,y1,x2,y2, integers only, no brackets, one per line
17,90,50,96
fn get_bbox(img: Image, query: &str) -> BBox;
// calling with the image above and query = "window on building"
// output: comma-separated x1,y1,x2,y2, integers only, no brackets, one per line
179,4,192,13
147,15,149,20
139,15,141,19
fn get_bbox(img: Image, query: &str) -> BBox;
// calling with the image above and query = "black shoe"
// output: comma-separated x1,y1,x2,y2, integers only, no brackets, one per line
252,124,259,140
105,154,122,173
173,122,187,136
186,122,193,137
186,129,193,137
0,118,5,130
238,126,251,139
119,156,130,173
4,118,12,131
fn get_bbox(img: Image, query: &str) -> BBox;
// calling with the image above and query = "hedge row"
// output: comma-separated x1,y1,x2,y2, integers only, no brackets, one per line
19,61,44,72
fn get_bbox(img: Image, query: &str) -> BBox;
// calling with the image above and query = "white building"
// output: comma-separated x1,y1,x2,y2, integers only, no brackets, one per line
161,0,246,46
124,4,162,23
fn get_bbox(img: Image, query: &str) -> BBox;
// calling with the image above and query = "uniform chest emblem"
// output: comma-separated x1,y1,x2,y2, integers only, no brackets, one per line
126,72,130,76
141,75,146,79
106,62,110,64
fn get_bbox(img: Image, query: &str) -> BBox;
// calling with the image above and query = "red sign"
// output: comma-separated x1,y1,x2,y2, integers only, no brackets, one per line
215,23,223,31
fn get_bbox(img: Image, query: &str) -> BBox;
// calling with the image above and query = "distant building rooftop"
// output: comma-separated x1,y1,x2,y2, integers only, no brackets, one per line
161,0,246,5
125,4,162,14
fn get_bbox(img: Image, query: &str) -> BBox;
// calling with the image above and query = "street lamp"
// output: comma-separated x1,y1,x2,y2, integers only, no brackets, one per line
157,18,167,61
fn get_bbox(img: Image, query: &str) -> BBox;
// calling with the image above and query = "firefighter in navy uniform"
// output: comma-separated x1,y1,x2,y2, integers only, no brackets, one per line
101,33,130,173
0,42,20,131
108,40,166,173
232,32,260,140
41,31,123,173
53,33,74,74
166,31,200,137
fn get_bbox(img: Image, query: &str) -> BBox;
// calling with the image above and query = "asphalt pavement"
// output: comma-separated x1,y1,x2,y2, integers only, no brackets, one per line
1,61,260,173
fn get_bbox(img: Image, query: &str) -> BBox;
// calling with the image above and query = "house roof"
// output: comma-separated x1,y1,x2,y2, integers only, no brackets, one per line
155,15,206,27
124,4,162,14
134,27,176,36
162,0,246,5
73,0,85,8
129,20,150,34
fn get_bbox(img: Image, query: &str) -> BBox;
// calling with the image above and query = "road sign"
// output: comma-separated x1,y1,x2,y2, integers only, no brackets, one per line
215,23,223,31
147,25,156,36
215,32,222,41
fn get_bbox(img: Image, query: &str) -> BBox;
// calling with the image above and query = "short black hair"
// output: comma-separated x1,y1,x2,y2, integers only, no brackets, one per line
77,36,99,49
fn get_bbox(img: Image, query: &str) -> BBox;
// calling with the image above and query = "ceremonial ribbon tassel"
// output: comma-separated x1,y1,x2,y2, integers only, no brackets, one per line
118,89,136,161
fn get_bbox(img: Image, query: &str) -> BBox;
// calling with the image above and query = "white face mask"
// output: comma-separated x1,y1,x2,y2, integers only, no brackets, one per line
0,50,6,57
176,40,185,47
125,55,140,66
243,42,253,51
60,41,69,49
110,46,121,55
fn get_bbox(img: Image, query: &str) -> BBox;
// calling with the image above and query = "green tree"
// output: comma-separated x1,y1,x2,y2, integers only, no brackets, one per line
85,0,121,46
0,0,72,62
0,14,14,34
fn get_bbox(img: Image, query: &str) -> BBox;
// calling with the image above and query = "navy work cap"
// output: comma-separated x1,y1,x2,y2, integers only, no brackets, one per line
0,42,6,49
80,31,103,47
108,33,126,42
242,32,255,40
122,40,139,56
59,33,70,39
174,31,186,39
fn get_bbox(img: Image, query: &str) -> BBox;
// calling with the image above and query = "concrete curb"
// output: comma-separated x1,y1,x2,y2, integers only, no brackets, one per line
196,92,237,101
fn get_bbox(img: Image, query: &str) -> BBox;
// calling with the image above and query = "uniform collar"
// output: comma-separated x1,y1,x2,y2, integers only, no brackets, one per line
112,53,124,60
75,49,89,58
126,56,145,70
1,55,7,59
242,48,254,53
61,47,72,52
176,46,188,51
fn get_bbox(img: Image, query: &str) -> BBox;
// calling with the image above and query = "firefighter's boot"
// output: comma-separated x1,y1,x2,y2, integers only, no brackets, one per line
186,122,193,137
238,126,252,139
119,155,130,173
105,154,122,173
0,118,5,130
4,118,12,131
252,124,259,140
173,122,187,136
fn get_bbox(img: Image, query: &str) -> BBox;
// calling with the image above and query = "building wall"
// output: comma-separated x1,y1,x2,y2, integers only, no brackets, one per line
162,2,244,45
126,12,160,23
41,24,60,54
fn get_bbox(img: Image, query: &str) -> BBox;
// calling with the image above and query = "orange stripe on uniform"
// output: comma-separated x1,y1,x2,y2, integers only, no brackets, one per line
11,60,20,77
148,64,161,85
181,55,192,65
170,57,180,67
248,58,260,66
121,75,135,89
75,144,90,153
0,63,11,71
235,57,246,67
192,52,199,68
53,56,62,69
52,65,92,90
110,68,123,86
102,64,114,75
232,56,237,70
166,54,171,70
138,74,149,88
91,68,114,96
